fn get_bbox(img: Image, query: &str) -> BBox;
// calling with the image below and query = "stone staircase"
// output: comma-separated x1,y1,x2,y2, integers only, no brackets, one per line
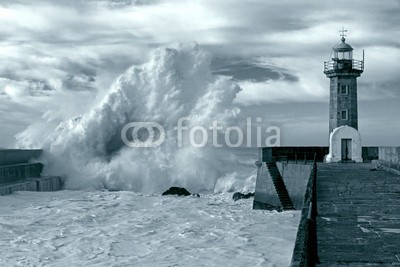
266,162,295,210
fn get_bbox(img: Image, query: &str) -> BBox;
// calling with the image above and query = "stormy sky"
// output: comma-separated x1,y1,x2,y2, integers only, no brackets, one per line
0,0,399,147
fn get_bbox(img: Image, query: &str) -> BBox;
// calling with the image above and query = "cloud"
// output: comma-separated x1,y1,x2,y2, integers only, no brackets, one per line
0,0,399,147
211,57,298,83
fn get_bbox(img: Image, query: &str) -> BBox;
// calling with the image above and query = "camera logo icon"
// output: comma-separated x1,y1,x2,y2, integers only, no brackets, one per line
121,122,165,147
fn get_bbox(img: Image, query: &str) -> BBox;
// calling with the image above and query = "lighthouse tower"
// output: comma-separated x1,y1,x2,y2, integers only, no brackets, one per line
325,29,364,163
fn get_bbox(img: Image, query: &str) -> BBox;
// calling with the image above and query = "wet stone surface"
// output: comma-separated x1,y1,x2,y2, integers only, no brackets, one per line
316,163,400,266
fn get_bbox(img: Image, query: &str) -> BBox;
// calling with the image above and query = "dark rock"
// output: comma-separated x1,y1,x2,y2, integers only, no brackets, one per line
192,193,200,198
162,187,191,196
370,168,377,171
252,200,282,211
232,192,254,201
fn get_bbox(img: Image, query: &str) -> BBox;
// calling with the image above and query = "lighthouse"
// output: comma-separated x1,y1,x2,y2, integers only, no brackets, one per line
325,29,364,163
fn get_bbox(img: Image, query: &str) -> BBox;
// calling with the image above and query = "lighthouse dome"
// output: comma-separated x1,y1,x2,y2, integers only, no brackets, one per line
333,37,353,59
334,37,353,52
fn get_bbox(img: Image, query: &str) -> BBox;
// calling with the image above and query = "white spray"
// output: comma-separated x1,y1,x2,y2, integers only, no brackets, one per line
17,44,256,193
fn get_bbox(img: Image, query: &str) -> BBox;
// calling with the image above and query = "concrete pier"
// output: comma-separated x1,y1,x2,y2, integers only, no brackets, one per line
316,163,400,265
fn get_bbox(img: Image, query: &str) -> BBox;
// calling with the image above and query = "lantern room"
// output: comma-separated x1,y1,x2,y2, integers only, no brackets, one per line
333,37,353,60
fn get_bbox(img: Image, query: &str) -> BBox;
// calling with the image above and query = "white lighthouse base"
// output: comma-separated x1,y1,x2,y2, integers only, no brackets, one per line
326,126,363,163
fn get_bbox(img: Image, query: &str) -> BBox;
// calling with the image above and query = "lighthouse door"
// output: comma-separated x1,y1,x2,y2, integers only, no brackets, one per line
341,139,352,161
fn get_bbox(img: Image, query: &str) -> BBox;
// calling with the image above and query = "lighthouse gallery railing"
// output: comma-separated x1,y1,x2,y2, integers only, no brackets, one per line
324,59,364,72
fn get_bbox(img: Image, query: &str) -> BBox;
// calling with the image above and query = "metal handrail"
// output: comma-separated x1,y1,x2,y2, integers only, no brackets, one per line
305,154,319,266
273,153,319,165
324,59,364,72
352,60,364,71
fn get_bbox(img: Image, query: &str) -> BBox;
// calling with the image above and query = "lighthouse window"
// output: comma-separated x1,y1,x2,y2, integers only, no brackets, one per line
341,85,348,95
337,51,353,60
341,110,348,120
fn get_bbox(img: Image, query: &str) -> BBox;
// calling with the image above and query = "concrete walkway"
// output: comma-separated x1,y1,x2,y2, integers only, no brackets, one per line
317,163,400,266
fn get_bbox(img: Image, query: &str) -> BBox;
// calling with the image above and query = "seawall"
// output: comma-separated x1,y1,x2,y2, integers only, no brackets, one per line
378,146,400,163
0,149,43,166
373,147,400,175
0,149,62,196
253,148,313,210
276,162,312,209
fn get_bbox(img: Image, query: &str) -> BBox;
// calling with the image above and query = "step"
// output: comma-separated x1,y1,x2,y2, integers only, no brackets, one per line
266,162,295,210
282,204,295,207
270,175,282,178
269,171,281,174
278,195,292,198
283,207,295,211
273,185,287,190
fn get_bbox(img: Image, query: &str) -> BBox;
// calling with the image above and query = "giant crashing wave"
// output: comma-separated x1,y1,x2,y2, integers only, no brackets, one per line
16,44,257,193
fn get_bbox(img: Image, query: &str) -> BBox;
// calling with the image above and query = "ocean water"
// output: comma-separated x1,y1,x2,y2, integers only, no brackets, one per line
0,191,300,267
7,44,301,266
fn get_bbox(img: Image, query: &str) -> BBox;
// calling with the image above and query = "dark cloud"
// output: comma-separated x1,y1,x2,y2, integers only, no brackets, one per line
211,58,298,82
